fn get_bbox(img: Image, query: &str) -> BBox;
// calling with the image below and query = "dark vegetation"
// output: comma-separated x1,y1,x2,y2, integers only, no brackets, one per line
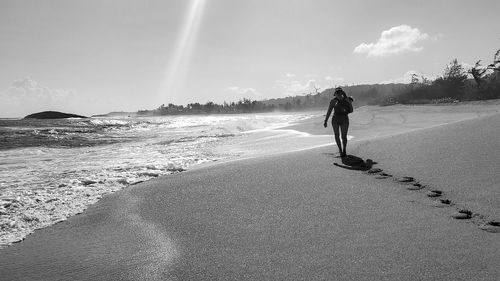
131,49,500,116
397,51,500,104
24,111,88,119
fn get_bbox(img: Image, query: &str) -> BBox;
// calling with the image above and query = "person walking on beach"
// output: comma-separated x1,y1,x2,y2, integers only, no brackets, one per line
324,87,353,157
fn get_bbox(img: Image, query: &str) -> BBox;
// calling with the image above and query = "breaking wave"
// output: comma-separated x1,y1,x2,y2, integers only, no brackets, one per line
0,112,316,248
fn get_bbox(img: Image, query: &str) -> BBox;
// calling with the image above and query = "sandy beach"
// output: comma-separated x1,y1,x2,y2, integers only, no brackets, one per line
1,102,499,280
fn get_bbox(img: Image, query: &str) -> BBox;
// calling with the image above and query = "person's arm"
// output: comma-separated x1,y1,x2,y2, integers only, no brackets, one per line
347,97,353,113
324,99,334,127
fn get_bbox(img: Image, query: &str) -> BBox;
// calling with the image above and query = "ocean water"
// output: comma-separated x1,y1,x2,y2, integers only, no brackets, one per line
0,113,318,248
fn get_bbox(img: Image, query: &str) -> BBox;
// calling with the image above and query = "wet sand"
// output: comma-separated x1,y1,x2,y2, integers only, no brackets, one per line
1,102,500,280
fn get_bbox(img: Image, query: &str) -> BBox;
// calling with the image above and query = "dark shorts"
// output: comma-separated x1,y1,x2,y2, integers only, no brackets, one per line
332,115,349,126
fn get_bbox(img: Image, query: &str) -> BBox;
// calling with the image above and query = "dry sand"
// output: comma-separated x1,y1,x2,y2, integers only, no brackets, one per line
1,102,499,280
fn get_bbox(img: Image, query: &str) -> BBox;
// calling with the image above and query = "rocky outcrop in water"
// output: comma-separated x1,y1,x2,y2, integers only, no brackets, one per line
24,111,88,119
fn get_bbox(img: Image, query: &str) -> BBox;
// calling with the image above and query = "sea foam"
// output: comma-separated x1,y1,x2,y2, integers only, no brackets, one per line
0,112,317,248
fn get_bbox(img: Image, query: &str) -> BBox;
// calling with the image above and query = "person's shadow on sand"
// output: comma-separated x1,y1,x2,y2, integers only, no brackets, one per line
333,155,376,171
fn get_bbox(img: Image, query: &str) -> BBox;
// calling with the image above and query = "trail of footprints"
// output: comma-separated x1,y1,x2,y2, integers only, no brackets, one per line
363,164,500,233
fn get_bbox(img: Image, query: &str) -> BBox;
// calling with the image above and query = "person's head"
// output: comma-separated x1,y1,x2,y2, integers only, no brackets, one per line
334,87,346,99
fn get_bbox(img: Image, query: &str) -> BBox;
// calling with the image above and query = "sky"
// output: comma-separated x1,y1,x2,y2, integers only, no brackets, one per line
0,0,499,117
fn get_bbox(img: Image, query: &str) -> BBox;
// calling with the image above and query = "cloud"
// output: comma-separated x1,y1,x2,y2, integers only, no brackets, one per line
430,33,443,41
354,25,429,57
274,79,319,96
5,77,75,103
325,76,344,82
458,61,473,71
225,86,239,91
284,73,295,78
225,86,263,99
324,76,345,88
447,61,493,79
0,77,78,117
380,70,437,84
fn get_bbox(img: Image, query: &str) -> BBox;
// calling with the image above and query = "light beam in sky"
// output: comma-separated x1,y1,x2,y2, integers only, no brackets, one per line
162,0,207,104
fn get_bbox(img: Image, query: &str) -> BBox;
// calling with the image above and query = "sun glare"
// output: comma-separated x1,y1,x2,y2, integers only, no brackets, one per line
162,0,207,103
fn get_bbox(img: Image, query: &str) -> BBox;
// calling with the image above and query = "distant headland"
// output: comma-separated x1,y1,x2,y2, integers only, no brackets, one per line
24,111,88,119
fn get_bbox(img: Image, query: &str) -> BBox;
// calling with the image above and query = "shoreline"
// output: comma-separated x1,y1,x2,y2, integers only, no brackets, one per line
2,102,499,249
0,112,319,248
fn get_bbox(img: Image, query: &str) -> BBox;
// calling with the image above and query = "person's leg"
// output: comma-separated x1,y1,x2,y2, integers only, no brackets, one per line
332,118,342,154
340,117,349,156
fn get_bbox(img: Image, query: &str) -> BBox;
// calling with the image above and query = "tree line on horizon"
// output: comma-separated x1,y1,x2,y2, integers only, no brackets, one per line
137,49,500,116
392,49,500,105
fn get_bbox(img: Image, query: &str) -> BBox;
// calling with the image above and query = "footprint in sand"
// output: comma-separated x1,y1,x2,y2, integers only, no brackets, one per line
359,163,498,234
427,190,443,197
364,168,390,178
479,221,500,233
407,182,426,190
452,209,473,220
379,172,392,177
396,176,415,183
432,198,452,208
440,199,451,205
